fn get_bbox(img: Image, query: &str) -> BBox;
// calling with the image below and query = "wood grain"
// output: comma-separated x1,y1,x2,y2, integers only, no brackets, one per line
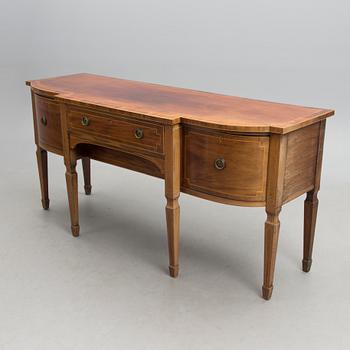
34,94,63,153
76,143,164,179
60,103,80,237
27,74,334,300
27,73,334,134
36,147,49,210
282,123,320,203
82,157,92,195
164,125,181,278
68,107,164,154
183,128,269,204
263,134,288,300
303,120,326,272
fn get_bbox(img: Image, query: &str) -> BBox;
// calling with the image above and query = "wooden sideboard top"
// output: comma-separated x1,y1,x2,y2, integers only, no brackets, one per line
27,73,334,134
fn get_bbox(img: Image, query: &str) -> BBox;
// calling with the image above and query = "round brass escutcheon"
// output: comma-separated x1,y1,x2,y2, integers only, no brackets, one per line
214,158,226,170
41,115,47,126
81,116,90,126
134,128,144,139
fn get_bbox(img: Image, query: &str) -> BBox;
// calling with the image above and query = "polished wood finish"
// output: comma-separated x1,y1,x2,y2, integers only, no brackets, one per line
36,147,49,209
60,103,80,236
68,107,164,154
77,144,164,179
282,123,321,203
27,73,333,134
263,134,288,300
33,94,62,154
183,128,269,204
164,125,181,278
303,120,326,272
82,157,91,195
27,73,334,300
30,92,92,211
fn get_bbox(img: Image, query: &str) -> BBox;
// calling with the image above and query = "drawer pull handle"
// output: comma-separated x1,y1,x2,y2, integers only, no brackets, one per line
81,116,90,126
41,116,47,126
214,158,226,170
134,128,144,139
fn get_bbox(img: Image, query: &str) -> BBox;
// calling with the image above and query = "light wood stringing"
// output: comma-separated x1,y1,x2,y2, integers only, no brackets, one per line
27,73,334,300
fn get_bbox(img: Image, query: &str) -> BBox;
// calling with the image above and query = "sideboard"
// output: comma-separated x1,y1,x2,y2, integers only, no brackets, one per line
26,73,334,299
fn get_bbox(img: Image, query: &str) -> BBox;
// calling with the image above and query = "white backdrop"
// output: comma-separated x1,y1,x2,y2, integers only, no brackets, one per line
0,1,349,349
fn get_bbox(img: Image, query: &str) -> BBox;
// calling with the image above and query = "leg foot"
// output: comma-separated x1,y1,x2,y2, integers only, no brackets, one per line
262,285,273,300
41,198,50,210
303,190,318,272
84,185,92,195
71,224,80,237
169,265,179,278
82,157,92,195
302,259,312,272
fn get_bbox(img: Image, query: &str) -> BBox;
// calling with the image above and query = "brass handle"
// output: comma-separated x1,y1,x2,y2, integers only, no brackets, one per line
214,158,226,170
81,116,90,126
134,128,144,139
41,115,47,126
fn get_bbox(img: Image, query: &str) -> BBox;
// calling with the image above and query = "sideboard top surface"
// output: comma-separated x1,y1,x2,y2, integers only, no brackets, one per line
27,73,334,134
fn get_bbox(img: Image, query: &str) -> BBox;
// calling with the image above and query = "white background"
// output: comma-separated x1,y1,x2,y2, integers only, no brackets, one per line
0,1,349,349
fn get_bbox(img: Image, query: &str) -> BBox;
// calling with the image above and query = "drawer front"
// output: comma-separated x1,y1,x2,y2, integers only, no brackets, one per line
183,129,269,203
68,109,164,154
34,94,62,152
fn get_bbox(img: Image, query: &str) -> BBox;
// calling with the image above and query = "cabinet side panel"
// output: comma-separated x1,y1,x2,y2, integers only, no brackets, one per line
282,123,320,203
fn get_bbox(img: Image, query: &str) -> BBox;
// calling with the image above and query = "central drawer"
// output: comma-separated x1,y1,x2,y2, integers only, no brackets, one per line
182,128,269,204
67,108,164,154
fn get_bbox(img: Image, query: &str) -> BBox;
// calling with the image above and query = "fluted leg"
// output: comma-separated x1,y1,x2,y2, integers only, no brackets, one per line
65,158,79,237
82,157,92,195
303,190,319,272
36,146,49,210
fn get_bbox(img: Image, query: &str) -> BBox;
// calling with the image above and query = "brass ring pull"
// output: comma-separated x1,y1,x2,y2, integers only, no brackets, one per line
214,158,226,170
81,116,90,126
41,116,47,126
134,128,144,139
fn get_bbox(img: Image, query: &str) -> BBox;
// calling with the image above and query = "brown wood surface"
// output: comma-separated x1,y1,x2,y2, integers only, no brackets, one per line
27,74,334,300
34,94,63,153
263,134,288,300
36,147,49,210
164,125,181,278
68,106,164,154
183,127,269,203
31,92,93,210
60,103,80,237
282,123,320,203
27,73,334,134
82,157,92,195
76,143,164,179
303,120,326,272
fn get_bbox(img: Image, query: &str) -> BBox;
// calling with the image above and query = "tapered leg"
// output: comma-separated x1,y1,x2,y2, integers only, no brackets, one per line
303,190,319,272
36,146,49,210
166,197,180,277
263,133,287,300
65,158,79,237
263,210,281,300
82,157,92,195
164,125,181,278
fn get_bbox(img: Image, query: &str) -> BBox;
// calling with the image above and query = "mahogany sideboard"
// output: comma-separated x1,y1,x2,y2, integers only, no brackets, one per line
26,73,334,300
